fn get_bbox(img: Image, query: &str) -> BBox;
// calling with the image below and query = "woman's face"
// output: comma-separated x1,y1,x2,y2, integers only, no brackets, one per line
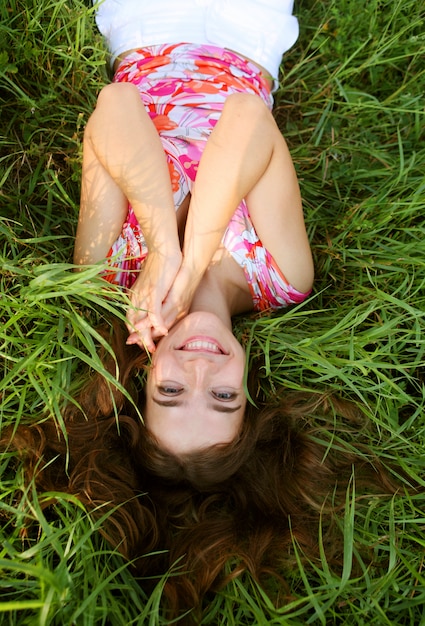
145,312,246,454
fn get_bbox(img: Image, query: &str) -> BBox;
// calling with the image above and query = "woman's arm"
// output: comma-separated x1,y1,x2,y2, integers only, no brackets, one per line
160,93,313,323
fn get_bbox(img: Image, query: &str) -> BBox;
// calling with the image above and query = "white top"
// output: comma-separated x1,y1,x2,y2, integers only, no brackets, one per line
94,0,299,83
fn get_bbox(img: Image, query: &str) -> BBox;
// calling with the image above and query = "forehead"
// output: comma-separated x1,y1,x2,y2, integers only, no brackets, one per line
144,397,246,454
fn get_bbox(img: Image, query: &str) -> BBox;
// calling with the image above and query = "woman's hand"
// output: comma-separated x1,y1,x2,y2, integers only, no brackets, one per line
151,263,202,337
126,249,182,351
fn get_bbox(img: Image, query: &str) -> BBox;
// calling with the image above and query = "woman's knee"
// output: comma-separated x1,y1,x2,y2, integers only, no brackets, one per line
95,82,141,112
84,82,143,141
221,92,271,122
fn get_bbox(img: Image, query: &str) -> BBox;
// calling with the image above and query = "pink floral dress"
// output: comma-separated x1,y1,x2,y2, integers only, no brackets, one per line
105,43,310,310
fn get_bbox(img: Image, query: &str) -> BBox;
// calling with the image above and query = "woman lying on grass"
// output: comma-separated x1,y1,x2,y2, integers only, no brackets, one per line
74,80,313,452
73,0,314,453
3,0,406,622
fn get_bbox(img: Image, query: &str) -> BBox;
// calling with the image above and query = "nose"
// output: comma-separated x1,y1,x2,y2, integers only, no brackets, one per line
175,351,223,378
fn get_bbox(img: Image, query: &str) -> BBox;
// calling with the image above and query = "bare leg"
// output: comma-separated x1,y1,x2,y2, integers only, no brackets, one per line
151,92,314,338
182,92,314,294
74,82,180,265
74,82,184,348
74,121,127,265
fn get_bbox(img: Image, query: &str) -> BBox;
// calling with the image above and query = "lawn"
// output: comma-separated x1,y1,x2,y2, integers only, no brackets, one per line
1,0,425,624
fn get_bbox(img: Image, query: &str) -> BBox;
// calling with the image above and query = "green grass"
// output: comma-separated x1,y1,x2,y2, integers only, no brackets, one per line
1,0,425,623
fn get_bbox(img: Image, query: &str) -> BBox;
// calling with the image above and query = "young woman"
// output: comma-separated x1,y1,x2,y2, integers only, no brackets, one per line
73,0,314,454
3,2,402,622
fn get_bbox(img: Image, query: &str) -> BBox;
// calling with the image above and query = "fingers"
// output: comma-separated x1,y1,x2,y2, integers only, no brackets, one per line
127,307,166,335
126,328,156,352
124,255,191,351
148,312,168,337
126,305,170,352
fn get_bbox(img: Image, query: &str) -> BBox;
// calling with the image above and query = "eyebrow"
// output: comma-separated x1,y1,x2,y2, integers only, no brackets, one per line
152,398,182,408
152,397,242,413
211,404,243,414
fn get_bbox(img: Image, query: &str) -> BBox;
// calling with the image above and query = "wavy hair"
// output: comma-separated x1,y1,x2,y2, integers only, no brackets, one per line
3,323,401,622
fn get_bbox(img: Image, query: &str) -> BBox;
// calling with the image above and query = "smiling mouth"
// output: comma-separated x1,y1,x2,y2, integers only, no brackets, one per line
177,337,227,354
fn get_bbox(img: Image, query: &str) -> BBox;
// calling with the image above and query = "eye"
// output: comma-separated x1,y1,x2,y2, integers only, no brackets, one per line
158,385,183,396
212,390,237,401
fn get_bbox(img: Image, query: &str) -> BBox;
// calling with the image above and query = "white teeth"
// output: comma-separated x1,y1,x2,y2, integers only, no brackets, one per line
182,340,222,353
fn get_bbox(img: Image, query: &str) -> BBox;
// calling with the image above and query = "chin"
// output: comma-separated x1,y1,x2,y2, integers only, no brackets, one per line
170,311,228,333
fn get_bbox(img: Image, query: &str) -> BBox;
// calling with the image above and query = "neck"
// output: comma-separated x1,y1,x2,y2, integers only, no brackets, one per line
189,253,252,330
189,269,233,330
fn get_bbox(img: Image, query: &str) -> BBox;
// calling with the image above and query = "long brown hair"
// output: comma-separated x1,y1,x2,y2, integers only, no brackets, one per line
2,323,402,621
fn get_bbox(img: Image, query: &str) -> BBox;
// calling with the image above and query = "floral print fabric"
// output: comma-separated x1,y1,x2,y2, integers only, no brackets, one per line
105,43,310,311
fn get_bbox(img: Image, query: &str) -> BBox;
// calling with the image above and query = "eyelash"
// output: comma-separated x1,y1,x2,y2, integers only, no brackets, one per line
158,387,237,401
211,391,237,401
158,386,183,396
